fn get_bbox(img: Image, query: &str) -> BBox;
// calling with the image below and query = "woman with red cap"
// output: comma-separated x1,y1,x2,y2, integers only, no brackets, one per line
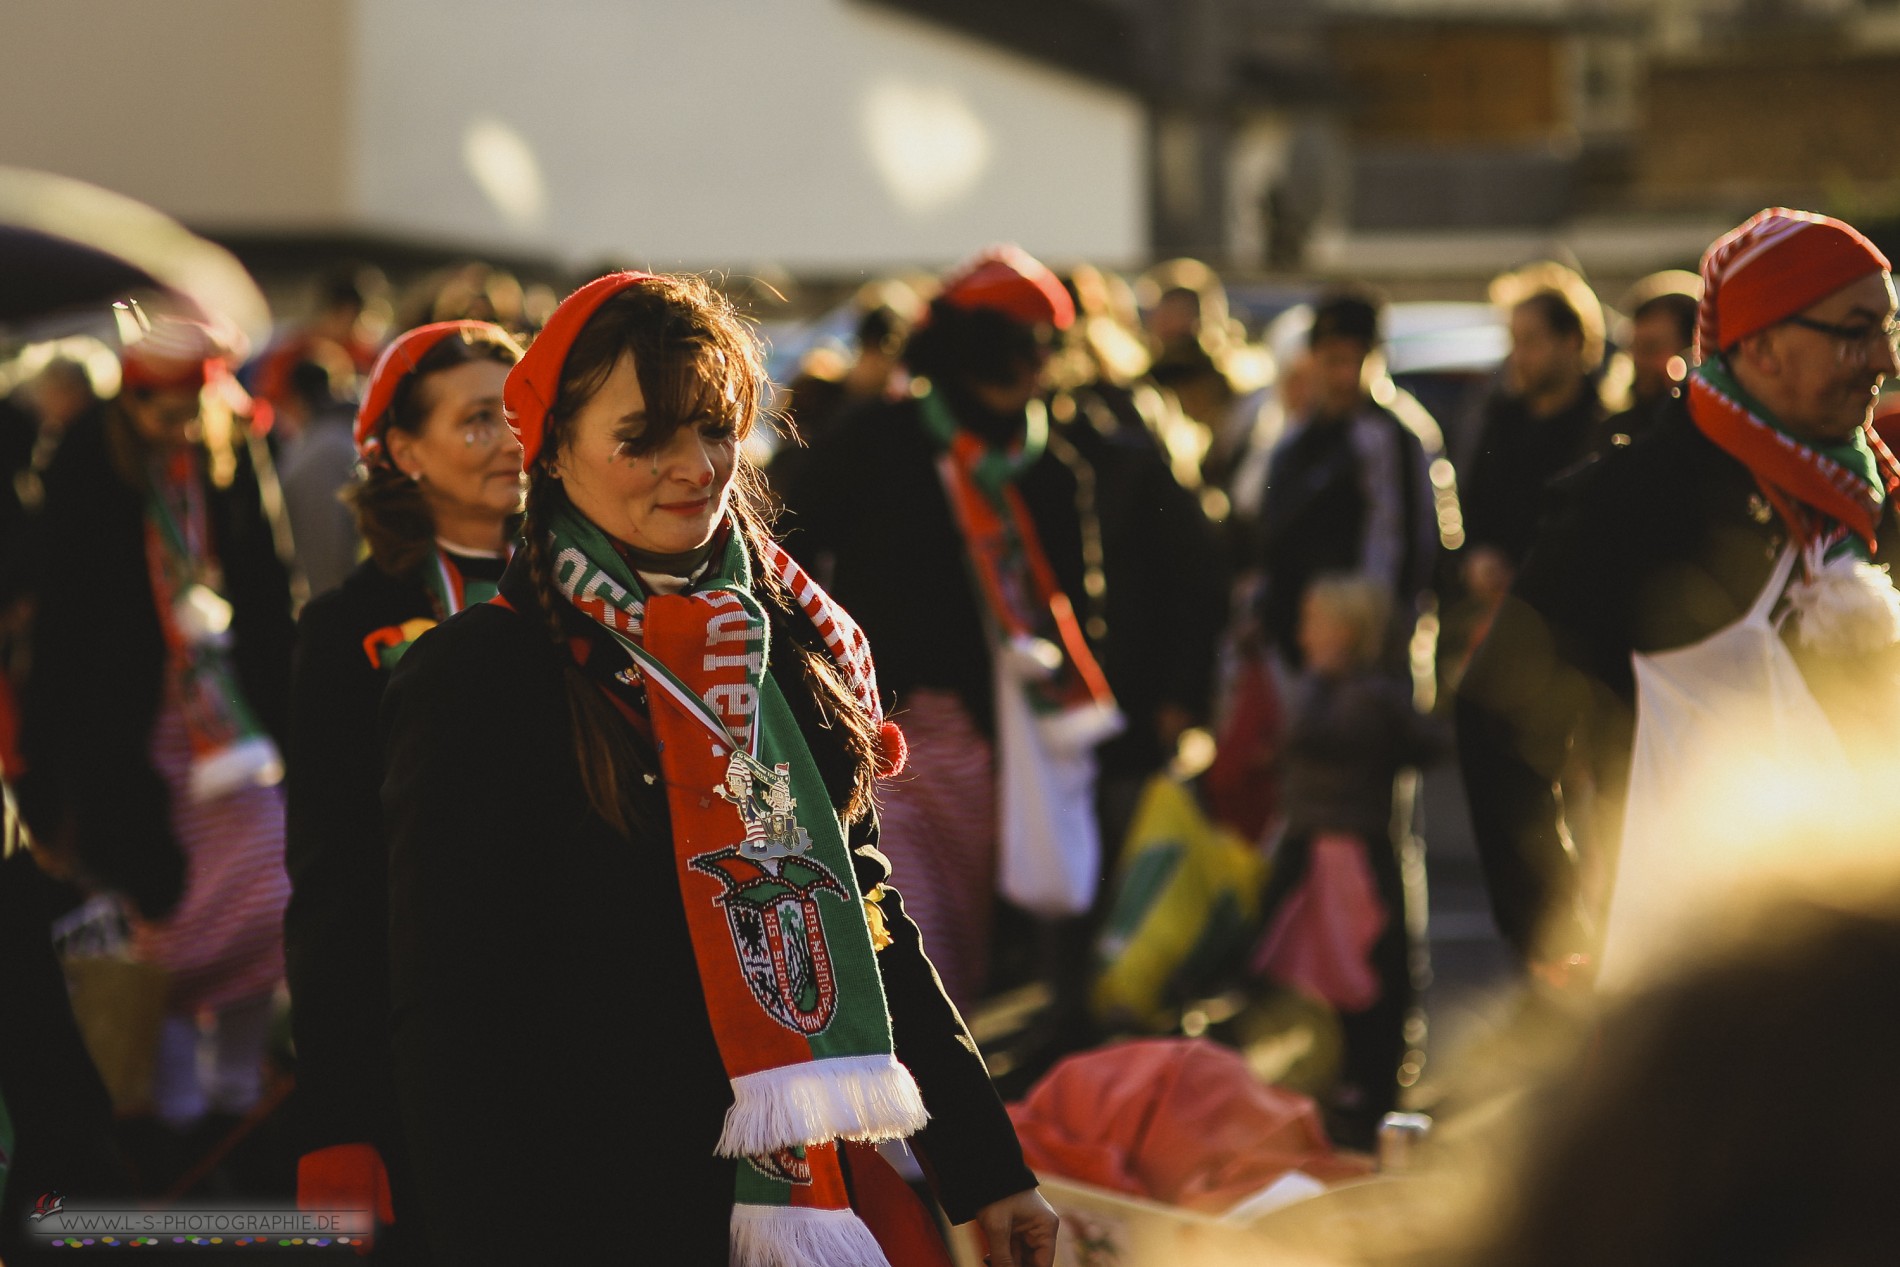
15,316,296,1146
380,272,1056,1266
283,320,524,1256
781,246,1120,1026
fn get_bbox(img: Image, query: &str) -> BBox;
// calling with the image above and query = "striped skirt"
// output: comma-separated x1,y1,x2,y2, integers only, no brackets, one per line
873,690,995,1012
133,705,289,1014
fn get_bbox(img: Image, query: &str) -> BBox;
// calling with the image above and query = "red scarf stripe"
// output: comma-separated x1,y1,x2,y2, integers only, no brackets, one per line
757,539,882,724
1687,374,1891,554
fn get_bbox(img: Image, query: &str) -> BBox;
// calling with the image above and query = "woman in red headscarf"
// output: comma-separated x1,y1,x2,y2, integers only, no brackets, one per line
379,272,1055,1266
15,317,296,1142
283,320,524,1255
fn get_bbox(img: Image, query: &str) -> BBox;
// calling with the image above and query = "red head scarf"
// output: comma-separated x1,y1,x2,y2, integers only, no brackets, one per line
937,245,1075,331
504,272,655,469
354,320,519,462
1696,209,1891,362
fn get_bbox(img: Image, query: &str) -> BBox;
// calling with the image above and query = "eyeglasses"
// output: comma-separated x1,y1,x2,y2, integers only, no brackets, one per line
1784,314,1900,367
458,412,513,453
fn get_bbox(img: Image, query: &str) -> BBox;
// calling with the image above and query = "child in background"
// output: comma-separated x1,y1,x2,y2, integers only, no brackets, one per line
1251,573,1445,1147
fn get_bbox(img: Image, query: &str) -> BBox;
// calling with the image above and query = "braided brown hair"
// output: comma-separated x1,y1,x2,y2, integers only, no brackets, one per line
520,275,880,836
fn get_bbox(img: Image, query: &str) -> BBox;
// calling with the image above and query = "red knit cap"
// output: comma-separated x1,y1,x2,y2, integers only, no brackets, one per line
1696,208,1891,361
938,245,1075,331
120,318,223,393
354,320,518,462
505,272,655,468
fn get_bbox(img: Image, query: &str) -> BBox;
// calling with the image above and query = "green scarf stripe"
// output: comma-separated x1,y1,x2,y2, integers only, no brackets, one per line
753,684,888,1061
917,386,1048,495
1698,359,1883,492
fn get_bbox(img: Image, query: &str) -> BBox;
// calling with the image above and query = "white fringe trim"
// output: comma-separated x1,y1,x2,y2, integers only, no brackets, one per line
716,1054,928,1159
188,736,283,803
1038,699,1125,756
730,1205,890,1267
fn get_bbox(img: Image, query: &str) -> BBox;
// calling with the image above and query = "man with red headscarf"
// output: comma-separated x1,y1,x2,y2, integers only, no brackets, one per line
782,246,1120,1030
1458,209,1900,977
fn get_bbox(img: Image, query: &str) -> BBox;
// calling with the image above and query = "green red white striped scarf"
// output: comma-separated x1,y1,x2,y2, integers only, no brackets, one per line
360,546,507,670
145,449,279,802
1689,360,1900,566
920,389,1117,731
547,499,922,1267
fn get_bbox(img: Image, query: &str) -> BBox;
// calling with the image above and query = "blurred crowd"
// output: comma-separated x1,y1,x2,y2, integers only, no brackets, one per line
8,210,1900,1266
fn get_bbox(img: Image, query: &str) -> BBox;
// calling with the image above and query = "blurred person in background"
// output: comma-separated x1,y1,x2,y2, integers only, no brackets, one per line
253,268,387,418
1595,273,1701,453
283,321,524,1260
275,347,363,599
1047,263,1228,846
768,279,921,496
783,246,1116,1018
1139,258,1278,498
1255,290,1443,673
1470,887,1900,1267
1250,573,1445,1147
405,261,527,332
381,272,1055,1265
1460,268,1609,609
15,318,295,1149
1458,209,1900,973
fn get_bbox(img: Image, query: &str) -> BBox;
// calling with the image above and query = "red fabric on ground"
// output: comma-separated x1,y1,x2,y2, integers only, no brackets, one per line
1007,1038,1369,1214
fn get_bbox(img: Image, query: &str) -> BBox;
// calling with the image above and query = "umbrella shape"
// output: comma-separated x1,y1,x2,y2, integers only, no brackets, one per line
0,165,269,351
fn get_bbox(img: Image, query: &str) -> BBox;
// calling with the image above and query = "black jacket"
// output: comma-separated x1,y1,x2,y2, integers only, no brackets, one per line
0,849,125,1262
1461,381,1605,567
1056,386,1228,779
1257,402,1436,668
381,556,1035,1264
285,554,474,1251
778,396,1090,736
15,412,294,918
1457,401,1900,961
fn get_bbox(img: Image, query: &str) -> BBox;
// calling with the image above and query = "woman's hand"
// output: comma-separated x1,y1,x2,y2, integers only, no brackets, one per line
973,1188,1059,1267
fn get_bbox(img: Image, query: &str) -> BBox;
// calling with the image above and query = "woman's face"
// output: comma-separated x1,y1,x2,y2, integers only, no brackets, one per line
123,387,203,451
386,359,523,526
556,349,737,554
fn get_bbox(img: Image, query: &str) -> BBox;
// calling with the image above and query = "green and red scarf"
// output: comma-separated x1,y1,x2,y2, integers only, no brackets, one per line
361,546,507,670
1689,359,1900,567
145,449,280,802
920,389,1118,737
547,500,923,1267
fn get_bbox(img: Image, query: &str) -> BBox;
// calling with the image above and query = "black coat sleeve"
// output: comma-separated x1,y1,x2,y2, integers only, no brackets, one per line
1455,468,1624,964
14,421,181,918
0,850,126,1253
283,589,398,1152
851,827,1037,1225
382,610,735,1264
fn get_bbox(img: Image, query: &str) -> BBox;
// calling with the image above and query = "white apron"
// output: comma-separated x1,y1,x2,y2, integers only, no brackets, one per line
1599,545,1852,989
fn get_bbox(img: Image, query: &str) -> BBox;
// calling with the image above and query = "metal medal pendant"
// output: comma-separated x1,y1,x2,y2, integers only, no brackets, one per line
716,750,812,863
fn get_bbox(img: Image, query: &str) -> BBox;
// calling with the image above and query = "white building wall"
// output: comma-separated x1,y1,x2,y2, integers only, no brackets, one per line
350,0,1147,270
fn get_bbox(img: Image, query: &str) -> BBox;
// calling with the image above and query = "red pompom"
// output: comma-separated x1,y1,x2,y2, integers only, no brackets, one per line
875,719,908,779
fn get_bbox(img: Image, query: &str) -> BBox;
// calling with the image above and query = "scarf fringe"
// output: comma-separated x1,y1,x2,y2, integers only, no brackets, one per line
717,1054,928,1159
1038,697,1126,757
730,1205,891,1267
187,735,284,803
